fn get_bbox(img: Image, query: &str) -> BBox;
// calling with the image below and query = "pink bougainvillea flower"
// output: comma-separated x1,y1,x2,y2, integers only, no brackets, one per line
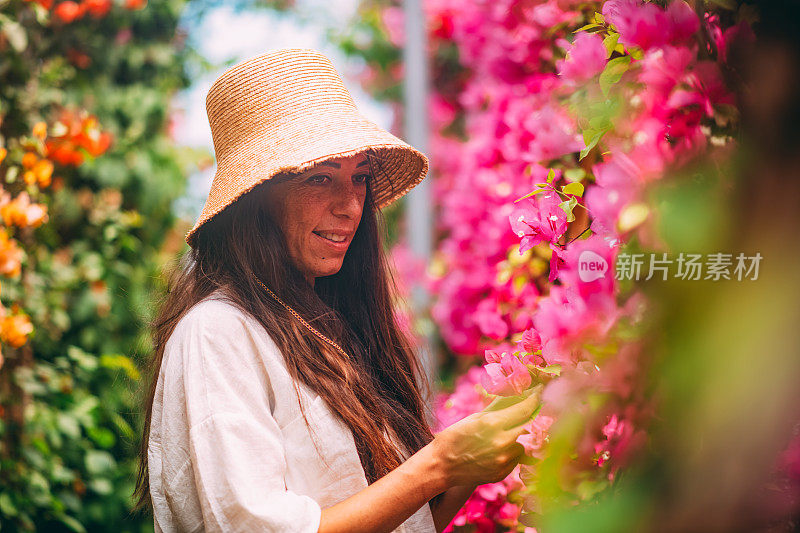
518,327,543,354
603,0,698,51
434,365,491,431
381,7,405,47
516,414,555,458
547,244,566,282
509,192,568,254
594,413,638,471
557,32,607,84
533,282,620,369
584,156,643,236
497,501,521,522
778,435,800,482
717,20,755,64
664,0,700,43
638,46,694,98
476,482,507,501
684,60,736,116
602,0,666,50
481,350,532,396
474,297,510,340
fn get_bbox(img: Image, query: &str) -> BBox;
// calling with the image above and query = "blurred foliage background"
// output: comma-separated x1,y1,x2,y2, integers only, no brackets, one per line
0,0,207,530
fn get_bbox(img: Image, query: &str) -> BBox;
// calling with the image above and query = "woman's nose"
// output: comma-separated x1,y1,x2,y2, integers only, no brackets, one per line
331,180,363,218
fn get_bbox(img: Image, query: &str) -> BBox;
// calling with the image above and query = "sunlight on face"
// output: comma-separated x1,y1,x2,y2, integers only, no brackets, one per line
262,153,371,286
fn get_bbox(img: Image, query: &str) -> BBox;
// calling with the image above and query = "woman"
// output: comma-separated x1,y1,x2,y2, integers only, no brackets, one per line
133,49,540,533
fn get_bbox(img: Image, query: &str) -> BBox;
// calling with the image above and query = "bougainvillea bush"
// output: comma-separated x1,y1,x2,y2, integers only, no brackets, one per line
336,0,800,530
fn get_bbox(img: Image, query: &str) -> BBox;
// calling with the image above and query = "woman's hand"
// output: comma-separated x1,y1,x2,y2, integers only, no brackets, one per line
431,384,543,487
317,385,543,533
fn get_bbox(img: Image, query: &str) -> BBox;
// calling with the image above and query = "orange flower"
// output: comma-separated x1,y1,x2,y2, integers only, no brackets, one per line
0,192,49,228
0,312,34,348
54,1,85,23
32,121,47,139
0,147,6,165
34,159,54,188
23,171,37,186
25,0,54,9
0,229,23,278
22,152,38,169
44,108,112,166
80,130,112,157
45,139,84,166
84,0,112,18
125,0,147,9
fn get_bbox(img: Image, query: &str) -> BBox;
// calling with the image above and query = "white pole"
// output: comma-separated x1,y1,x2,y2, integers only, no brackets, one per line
402,0,437,411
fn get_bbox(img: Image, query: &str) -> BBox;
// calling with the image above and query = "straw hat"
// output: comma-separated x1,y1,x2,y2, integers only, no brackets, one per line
185,48,429,247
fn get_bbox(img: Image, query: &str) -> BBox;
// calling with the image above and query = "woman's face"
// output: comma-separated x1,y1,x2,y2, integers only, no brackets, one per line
263,153,371,286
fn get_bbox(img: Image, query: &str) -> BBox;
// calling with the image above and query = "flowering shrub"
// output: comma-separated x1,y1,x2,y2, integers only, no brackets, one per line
333,0,796,530
24,0,147,24
0,0,205,528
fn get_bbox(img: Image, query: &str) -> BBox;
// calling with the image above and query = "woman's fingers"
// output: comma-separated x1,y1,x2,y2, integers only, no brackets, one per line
487,387,542,431
499,424,534,465
482,384,541,413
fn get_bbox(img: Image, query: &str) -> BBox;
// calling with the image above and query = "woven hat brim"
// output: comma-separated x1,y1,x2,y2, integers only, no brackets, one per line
185,110,428,247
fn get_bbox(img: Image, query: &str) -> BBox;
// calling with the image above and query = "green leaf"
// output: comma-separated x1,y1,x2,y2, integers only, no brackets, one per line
593,12,605,24
57,514,87,533
564,168,586,182
603,32,619,58
589,114,612,131
56,414,81,440
88,427,116,449
562,182,585,197
558,197,579,222
99,354,141,380
5,166,19,183
580,129,606,161
0,492,17,516
483,384,543,412
539,364,562,376
0,14,28,53
88,479,113,496
515,189,539,203
546,168,556,183
111,412,135,440
573,23,601,33
85,450,116,476
67,346,99,372
599,55,632,97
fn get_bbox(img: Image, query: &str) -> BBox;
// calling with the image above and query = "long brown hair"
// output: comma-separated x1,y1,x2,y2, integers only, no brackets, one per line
133,155,441,512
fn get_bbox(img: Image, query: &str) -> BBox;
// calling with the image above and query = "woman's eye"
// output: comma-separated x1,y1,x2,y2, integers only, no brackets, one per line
354,174,370,184
307,174,330,184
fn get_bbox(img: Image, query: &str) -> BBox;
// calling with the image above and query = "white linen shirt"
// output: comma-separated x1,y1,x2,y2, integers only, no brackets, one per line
148,291,437,532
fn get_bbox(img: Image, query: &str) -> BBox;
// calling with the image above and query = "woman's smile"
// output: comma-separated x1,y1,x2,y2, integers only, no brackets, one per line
312,229,353,249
